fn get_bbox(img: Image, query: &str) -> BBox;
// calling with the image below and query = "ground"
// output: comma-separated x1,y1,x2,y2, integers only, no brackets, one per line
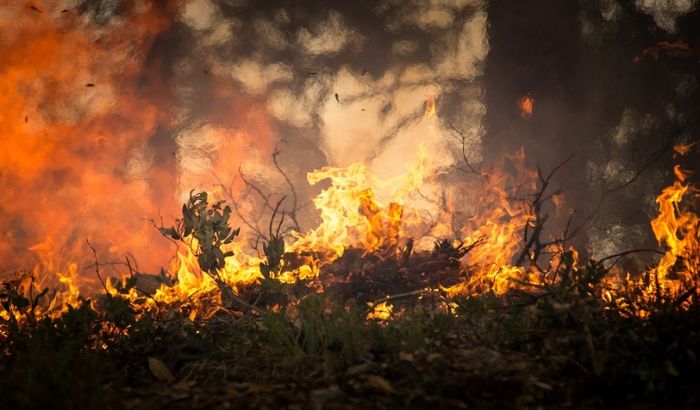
2,250,699,409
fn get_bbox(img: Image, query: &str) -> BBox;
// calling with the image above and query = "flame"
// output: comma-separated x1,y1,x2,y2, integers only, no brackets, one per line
0,1,277,309
0,1,179,279
673,165,693,182
517,95,535,119
146,238,263,312
286,145,428,269
1,5,697,324
443,149,540,296
673,142,696,156
650,180,699,289
603,161,699,316
367,301,393,321
5,141,699,322
0,86,568,320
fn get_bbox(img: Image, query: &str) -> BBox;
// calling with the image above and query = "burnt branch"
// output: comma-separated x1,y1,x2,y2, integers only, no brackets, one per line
566,119,692,241
85,238,109,295
597,248,665,269
220,140,306,248
515,155,574,268
272,140,301,232
222,173,268,243
444,119,482,175
369,288,434,308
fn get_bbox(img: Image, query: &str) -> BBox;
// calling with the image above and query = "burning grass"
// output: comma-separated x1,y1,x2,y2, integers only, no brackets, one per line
2,275,700,409
1,142,699,408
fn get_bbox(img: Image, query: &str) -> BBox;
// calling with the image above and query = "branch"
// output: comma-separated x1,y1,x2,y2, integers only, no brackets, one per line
369,288,433,308
515,155,574,267
444,119,482,175
85,238,109,294
597,248,665,269
272,140,301,232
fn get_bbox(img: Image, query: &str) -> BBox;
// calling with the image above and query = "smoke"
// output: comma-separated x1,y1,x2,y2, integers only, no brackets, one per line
575,0,699,258
635,0,696,32
171,0,490,233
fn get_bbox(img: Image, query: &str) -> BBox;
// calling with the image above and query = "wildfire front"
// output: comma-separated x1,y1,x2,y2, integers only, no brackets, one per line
1,1,699,409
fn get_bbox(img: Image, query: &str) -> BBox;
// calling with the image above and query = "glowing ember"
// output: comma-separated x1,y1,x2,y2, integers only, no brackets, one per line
367,301,393,321
517,95,535,118
673,142,696,156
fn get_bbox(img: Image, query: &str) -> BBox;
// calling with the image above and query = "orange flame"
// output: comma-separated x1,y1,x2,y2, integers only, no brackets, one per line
673,142,696,156
367,301,393,321
517,95,535,119
0,1,179,278
2,6,697,323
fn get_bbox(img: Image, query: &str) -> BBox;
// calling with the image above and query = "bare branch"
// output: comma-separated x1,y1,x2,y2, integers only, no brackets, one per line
272,140,301,232
444,119,482,175
85,238,109,294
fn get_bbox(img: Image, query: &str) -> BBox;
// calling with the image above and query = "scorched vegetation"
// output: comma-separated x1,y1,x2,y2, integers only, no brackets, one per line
1,142,699,410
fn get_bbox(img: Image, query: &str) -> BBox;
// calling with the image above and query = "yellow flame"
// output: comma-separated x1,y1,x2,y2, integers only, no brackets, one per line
604,166,699,316
285,144,428,272
367,301,393,321
7,122,698,324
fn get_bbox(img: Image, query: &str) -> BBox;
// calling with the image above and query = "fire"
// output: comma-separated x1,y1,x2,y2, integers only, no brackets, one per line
4,136,699,322
673,142,696,156
517,95,535,118
285,145,428,269
367,301,393,321
0,1,281,319
649,179,699,294
0,1,179,278
151,136,593,314
602,149,699,316
145,238,264,314
0,4,697,322
673,165,693,182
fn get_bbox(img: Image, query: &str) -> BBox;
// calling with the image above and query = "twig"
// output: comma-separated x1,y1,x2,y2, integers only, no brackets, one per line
145,216,181,250
85,238,109,294
400,238,414,267
444,119,482,175
269,196,287,239
515,155,574,267
213,277,266,315
272,140,301,232
598,248,665,267
369,288,433,307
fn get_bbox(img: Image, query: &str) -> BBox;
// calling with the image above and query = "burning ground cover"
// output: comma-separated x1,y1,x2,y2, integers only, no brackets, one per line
1,136,699,409
2,1,700,409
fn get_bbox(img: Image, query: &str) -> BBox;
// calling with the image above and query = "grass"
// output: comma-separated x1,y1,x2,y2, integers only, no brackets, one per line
2,275,699,410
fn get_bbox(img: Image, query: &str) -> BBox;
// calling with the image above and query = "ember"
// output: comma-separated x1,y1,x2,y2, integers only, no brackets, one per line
517,95,535,119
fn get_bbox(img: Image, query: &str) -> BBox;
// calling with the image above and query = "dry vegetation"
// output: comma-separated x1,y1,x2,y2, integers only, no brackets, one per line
2,153,699,409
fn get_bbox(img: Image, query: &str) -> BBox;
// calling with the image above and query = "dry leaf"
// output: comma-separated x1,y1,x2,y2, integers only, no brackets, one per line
364,374,396,394
346,363,373,377
148,357,175,383
310,385,342,410
532,380,553,391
